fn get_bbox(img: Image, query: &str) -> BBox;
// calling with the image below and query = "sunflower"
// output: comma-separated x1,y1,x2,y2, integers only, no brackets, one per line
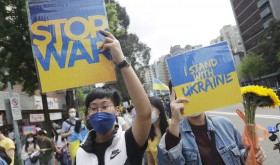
241,85,280,124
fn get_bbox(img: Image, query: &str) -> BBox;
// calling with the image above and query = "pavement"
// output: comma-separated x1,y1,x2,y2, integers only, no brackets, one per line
207,103,280,165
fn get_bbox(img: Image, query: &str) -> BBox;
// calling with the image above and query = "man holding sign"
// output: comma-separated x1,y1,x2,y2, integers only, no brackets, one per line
157,87,267,165
75,30,151,165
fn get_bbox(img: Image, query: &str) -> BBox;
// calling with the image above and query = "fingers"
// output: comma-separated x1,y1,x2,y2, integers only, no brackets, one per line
100,43,113,53
170,88,189,104
170,98,188,115
99,37,114,52
173,98,189,104
170,88,176,102
255,147,266,163
99,29,115,39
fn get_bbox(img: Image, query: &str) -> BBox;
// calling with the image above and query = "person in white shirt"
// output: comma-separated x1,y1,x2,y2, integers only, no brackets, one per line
123,106,134,128
7,130,14,141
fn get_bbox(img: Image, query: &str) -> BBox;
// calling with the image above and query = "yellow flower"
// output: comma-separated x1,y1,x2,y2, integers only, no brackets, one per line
241,85,280,108
241,85,280,124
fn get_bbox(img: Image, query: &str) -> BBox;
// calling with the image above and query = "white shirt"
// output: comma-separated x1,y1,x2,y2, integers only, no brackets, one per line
123,114,133,128
8,132,15,140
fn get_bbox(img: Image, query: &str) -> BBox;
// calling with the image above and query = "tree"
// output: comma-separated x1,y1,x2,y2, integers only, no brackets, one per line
75,89,86,119
258,19,280,73
0,0,53,135
237,52,268,84
105,1,151,101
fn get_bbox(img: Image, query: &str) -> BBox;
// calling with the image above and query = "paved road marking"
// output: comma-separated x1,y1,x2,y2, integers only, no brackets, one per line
207,111,280,120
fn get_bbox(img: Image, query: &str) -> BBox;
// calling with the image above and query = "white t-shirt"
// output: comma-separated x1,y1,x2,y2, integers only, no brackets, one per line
115,117,127,131
8,132,15,140
54,135,64,148
123,114,133,128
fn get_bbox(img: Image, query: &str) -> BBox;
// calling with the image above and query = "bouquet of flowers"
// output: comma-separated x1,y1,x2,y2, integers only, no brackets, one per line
237,85,280,165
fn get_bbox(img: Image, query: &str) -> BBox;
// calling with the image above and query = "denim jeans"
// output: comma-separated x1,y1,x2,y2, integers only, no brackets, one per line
60,151,71,165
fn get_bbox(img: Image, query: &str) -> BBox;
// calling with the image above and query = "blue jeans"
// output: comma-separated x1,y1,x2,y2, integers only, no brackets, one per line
60,151,71,165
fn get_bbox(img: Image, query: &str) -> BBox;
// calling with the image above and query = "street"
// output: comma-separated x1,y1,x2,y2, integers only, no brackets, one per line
207,103,280,165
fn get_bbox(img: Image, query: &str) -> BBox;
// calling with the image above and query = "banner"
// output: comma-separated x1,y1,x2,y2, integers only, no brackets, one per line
50,112,62,120
27,0,116,93
34,96,59,109
22,125,37,136
166,42,242,116
30,114,45,123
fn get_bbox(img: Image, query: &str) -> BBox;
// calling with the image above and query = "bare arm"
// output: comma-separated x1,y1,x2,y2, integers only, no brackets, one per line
100,29,151,147
146,151,155,165
61,132,72,139
61,140,68,149
6,149,14,160
52,139,60,153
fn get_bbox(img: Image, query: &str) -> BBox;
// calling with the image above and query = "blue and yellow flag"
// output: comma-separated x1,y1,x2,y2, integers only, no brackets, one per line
153,78,169,91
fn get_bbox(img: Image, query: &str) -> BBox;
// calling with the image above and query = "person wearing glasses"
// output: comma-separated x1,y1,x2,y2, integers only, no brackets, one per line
75,30,151,165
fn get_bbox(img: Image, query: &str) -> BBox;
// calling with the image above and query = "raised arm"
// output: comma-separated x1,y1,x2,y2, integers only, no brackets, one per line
99,29,151,147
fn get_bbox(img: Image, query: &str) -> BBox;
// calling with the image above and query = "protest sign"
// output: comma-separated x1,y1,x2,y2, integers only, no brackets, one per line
166,42,242,116
27,0,116,93
22,125,37,136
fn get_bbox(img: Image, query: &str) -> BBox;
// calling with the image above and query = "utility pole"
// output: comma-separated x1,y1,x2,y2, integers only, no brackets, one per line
3,68,23,165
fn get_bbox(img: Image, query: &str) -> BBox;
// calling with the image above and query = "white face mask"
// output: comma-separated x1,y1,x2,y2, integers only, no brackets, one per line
151,111,159,124
56,129,62,134
27,138,33,142
69,112,76,118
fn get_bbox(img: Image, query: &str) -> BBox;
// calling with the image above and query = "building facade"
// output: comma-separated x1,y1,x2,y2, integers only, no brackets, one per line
210,24,244,66
140,67,153,94
230,0,280,53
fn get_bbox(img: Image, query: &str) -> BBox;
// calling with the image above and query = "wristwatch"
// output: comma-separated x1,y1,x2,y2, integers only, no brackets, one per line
116,57,131,69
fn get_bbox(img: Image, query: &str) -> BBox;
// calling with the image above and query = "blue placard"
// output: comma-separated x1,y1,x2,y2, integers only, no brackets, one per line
166,42,242,116
27,0,116,92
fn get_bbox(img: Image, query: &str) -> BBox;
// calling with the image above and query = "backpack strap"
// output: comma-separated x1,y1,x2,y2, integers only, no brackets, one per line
65,119,76,132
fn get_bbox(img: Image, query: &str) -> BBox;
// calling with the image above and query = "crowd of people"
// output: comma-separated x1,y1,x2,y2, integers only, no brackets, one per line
0,30,268,165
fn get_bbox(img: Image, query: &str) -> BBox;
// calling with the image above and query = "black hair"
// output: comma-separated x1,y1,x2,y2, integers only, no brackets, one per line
148,97,169,141
127,105,134,113
24,133,37,152
37,130,47,136
52,128,58,142
68,108,76,112
74,120,82,133
85,86,122,116
0,146,11,164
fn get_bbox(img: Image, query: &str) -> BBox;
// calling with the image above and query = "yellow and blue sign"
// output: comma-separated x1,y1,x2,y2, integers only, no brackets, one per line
166,42,242,116
27,0,116,93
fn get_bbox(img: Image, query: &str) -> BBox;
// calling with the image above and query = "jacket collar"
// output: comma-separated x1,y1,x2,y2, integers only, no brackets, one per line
80,125,122,153
181,113,216,132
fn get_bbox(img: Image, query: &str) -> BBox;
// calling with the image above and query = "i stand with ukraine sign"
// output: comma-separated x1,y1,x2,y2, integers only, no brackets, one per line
166,42,243,117
27,0,116,93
